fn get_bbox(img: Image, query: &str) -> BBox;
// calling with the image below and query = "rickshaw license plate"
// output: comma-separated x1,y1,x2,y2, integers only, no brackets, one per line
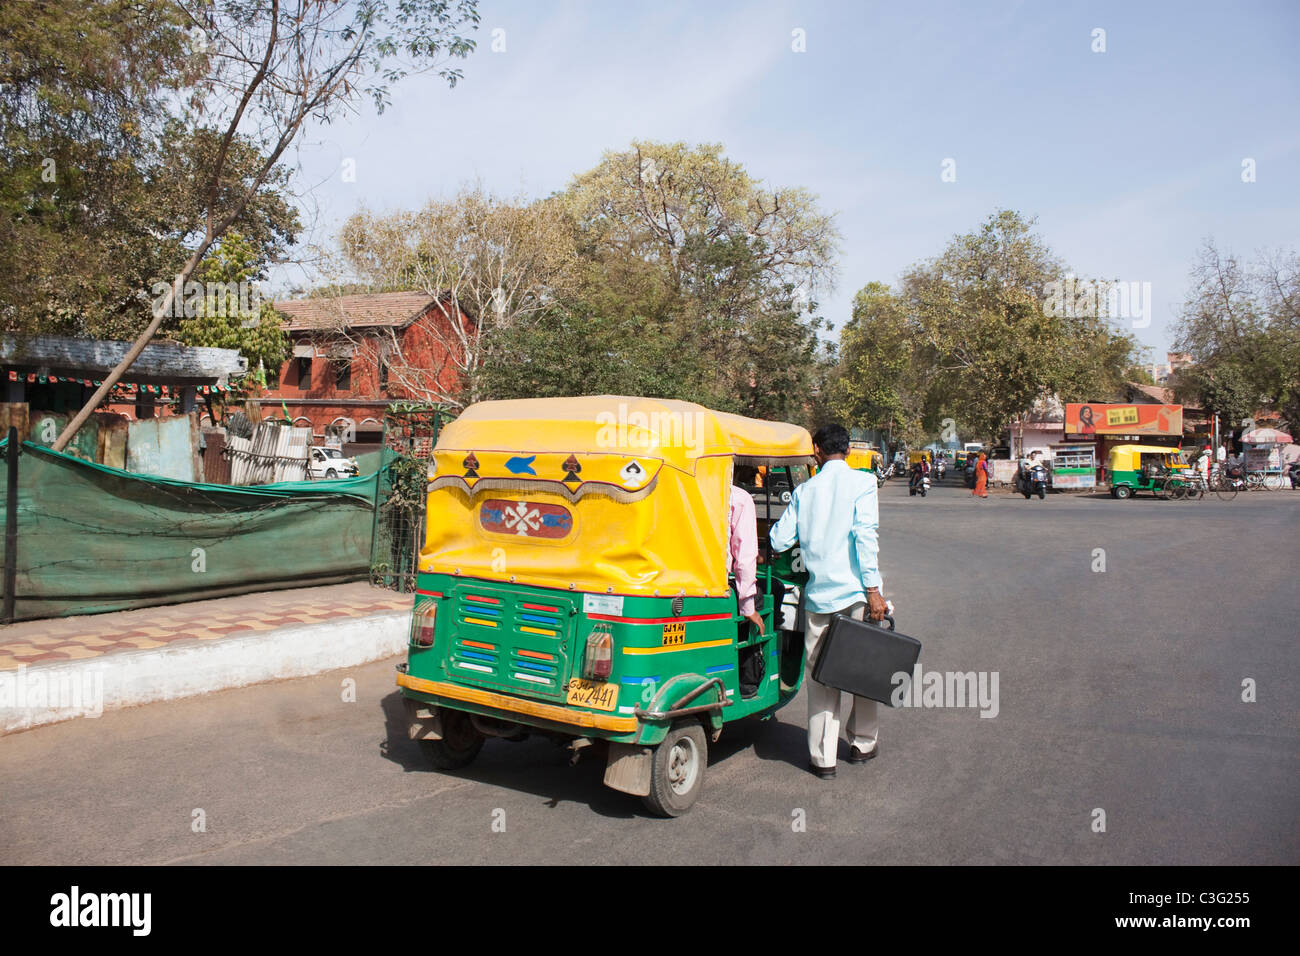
565,678,619,711
661,621,685,646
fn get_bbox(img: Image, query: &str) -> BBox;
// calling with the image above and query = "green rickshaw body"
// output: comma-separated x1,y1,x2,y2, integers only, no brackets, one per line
401,572,804,749
1108,443,1188,498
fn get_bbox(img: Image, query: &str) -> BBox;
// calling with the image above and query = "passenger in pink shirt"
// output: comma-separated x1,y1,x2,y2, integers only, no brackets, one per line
728,480,765,635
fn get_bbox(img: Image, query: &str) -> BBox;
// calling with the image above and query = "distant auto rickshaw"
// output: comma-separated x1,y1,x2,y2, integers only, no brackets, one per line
396,396,816,816
1107,444,1189,499
845,442,881,475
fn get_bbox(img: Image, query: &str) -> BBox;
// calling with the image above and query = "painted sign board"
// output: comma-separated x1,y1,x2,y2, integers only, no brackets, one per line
1064,403,1181,437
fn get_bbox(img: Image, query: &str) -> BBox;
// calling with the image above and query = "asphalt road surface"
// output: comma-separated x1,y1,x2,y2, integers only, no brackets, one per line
3,479,1297,865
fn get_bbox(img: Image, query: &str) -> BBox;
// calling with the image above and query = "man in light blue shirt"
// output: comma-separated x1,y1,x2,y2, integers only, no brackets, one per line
771,424,887,779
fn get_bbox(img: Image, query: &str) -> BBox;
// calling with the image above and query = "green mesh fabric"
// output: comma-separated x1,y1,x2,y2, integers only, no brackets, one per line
0,439,386,621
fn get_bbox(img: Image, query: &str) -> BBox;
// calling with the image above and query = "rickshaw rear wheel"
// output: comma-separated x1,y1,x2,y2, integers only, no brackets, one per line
418,709,485,770
643,721,708,818
1113,485,1132,499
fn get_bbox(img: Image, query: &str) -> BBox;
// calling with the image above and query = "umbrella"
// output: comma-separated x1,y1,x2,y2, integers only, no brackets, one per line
1241,427,1292,444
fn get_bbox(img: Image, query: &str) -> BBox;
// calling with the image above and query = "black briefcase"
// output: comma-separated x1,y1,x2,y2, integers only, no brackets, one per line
811,614,922,706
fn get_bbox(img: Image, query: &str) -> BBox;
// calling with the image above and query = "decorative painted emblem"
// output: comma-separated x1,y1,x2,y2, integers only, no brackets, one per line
463,453,479,478
619,459,649,489
506,455,537,475
480,499,573,539
562,454,582,483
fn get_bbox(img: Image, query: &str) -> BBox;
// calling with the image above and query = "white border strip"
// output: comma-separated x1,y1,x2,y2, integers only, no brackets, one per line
1,610,410,735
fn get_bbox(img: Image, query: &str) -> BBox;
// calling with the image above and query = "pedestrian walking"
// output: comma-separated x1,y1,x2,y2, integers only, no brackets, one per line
770,423,888,779
973,452,989,497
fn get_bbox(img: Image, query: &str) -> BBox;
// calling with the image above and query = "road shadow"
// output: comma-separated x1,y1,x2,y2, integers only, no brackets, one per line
378,691,813,818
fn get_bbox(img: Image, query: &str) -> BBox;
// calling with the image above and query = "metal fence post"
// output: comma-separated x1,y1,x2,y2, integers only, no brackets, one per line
3,426,19,624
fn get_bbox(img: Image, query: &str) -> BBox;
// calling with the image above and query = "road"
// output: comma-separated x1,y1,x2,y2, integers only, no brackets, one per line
3,480,1297,864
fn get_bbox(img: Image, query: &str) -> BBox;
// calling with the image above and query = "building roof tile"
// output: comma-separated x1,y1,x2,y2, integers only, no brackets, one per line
272,292,442,331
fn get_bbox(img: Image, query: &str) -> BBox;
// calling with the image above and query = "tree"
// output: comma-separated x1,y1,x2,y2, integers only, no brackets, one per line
1,0,198,336
533,140,837,417
832,211,1139,444
562,140,838,297
52,0,480,451
334,186,579,408
1172,240,1300,430
829,282,923,440
172,232,290,399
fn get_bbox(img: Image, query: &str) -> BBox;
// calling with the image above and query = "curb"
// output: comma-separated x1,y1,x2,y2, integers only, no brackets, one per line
0,609,410,735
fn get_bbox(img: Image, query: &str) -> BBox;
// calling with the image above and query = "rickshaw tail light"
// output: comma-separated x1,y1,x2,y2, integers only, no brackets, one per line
584,629,613,680
413,602,437,648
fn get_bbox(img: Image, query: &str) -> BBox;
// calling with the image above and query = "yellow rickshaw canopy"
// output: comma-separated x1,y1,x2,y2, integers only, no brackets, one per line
436,396,813,475
1108,444,1187,470
423,397,812,597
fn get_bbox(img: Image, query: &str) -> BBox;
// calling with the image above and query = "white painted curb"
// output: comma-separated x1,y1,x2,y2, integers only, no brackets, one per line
0,610,410,735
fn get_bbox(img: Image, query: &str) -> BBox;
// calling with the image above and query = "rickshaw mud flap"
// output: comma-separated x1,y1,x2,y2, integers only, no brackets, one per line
404,697,443,741
604,742,654,797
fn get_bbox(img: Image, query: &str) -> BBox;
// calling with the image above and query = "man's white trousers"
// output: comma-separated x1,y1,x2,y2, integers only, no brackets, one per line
804,601,879,768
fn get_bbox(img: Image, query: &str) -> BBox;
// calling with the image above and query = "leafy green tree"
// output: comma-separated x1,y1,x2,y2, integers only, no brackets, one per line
1,0,197,336
829,282,922,440
516,141,838,418
52,0,481,451
173,232,289,386
833,211,1139,444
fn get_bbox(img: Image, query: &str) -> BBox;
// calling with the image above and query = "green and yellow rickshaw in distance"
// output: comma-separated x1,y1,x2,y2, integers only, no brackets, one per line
1107,443,1189,499
396,396,815,816
845,442,882,475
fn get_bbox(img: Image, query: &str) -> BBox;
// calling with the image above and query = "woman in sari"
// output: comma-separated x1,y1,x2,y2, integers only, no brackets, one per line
973,452,989,498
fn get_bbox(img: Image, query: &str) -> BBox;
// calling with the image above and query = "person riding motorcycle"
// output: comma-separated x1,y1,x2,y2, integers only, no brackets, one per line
1016,452,1048,499
908,456,931,495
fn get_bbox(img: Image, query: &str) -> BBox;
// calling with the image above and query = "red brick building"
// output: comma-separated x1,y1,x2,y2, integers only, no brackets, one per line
257,291,467,444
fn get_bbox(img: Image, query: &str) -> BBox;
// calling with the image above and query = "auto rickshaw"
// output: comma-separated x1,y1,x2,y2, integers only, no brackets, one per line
845,441,881,475
396,396,815,816
1107,444,1189,499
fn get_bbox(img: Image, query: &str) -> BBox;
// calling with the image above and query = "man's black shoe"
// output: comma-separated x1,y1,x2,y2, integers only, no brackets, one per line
808,762,836,779
847,745,877,764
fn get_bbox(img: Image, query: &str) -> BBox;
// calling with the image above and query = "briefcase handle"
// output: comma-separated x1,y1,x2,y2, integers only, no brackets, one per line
876,614,895,631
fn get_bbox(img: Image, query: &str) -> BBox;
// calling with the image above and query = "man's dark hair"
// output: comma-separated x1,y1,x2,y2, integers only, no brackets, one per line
812,424,850,456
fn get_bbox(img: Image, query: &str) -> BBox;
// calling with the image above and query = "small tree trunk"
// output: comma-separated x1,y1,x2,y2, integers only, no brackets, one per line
51,242,211,451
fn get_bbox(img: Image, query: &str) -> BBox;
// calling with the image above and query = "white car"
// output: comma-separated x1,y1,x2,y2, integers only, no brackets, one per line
308,446,359,479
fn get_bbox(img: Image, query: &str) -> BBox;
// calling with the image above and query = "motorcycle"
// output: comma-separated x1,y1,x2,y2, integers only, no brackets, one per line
934,459,947,480
908,467,931,497
1016,461,1048,500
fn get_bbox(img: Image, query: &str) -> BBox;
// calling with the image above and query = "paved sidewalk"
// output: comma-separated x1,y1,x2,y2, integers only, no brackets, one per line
0,582,412,672
1,583,416,734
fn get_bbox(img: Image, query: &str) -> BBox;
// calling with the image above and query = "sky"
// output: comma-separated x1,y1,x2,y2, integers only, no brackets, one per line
277,0,1300,362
